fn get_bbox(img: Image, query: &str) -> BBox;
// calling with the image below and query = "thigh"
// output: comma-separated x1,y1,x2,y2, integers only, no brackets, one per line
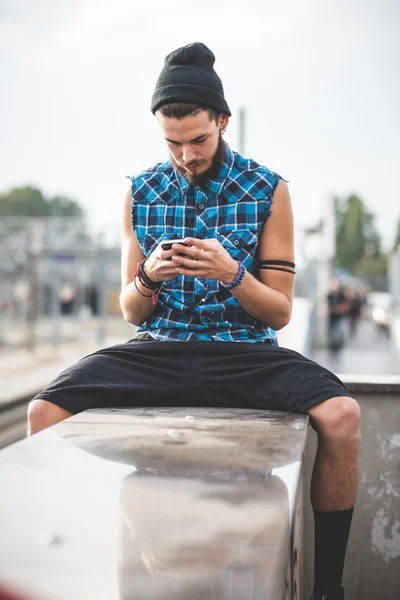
33,340,196,415
199,343,353,414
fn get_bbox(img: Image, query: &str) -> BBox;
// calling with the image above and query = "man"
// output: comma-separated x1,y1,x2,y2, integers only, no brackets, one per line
346,288,363,337
327,279,348,353
28,42,360,600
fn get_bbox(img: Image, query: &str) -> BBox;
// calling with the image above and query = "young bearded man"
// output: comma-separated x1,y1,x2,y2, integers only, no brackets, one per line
28,42,360,600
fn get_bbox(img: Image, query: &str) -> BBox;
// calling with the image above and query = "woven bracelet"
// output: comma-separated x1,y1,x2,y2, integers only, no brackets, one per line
220,261,246,290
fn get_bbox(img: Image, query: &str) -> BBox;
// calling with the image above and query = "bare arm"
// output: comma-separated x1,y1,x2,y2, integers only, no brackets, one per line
171,181,295,330
119,183,154,326
232,179,295,329
119,183,182,326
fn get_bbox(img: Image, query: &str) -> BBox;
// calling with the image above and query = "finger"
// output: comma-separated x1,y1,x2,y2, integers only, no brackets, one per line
156,259,179,270
158,248,176,261
173,244,210,260
183,237,213,250
171,255,206,269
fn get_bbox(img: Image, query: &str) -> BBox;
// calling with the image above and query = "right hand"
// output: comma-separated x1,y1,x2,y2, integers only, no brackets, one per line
143,243,184,283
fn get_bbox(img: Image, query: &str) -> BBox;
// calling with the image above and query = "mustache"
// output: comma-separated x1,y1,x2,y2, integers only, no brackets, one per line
181,160,207,169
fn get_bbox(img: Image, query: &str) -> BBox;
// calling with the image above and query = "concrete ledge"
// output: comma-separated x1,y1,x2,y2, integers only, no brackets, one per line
0,408,308,600
338,373,400,394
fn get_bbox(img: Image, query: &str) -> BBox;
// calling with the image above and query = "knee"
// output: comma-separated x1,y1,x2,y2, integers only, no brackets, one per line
309,396,360,440
27,399,72,435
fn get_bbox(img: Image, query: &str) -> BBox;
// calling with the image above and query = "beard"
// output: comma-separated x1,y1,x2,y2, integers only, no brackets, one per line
171,132,226,188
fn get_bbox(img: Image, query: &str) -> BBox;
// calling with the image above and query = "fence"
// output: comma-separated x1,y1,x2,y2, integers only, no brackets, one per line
0,217,124,351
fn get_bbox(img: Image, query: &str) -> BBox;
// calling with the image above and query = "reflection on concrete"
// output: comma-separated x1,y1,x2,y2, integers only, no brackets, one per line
118,470,290,599
0,408,308,600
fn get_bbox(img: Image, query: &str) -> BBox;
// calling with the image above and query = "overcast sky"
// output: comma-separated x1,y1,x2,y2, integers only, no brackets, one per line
1,0,399,250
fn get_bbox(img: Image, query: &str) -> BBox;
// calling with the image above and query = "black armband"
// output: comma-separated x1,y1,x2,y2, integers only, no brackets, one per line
258,259,296,274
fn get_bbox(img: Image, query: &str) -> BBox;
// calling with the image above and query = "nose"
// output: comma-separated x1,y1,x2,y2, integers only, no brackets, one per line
182,145,196,165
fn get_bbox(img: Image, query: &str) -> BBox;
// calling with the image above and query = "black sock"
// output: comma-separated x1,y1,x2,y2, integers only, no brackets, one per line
313,508,354,592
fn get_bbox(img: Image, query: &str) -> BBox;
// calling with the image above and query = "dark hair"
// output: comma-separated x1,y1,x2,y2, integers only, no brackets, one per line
157,102,220,124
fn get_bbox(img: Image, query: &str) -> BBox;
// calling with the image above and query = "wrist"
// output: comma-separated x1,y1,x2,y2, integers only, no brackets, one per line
138,259,161,289
135,276,151,294
220,260,240,285
220,261,246,290
143,261,159,283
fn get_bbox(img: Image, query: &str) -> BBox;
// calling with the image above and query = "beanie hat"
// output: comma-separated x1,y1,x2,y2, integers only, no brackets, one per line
151,42,231,116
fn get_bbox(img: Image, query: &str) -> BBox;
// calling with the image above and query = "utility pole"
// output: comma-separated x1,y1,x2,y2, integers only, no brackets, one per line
97,234,107,344
26,222,43,351
315,196,336,347
238,107,246,155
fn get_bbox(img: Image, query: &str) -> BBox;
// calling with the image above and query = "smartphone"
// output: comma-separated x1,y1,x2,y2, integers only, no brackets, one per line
161,239,189,259
161,240,188,251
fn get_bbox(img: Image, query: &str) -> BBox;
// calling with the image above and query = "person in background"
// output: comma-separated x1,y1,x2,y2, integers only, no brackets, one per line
327,279,349,353
345,288,363,337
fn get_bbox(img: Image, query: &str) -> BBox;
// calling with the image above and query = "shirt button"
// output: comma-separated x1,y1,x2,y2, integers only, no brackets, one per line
200,299,206,303
234,240,240,246
198,203,205,210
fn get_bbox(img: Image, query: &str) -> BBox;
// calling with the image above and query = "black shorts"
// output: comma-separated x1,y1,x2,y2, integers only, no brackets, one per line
33,338,353,415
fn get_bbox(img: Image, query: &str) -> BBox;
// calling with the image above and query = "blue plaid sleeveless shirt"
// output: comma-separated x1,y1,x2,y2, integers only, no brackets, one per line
130,143,284,343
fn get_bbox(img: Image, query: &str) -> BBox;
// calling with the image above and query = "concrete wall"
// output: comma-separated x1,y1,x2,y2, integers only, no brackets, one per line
277,297,312,355
301,391,400,600
389,252,400,309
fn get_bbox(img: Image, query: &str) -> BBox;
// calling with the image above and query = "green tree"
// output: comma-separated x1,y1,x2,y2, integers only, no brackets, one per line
0,186,49,216
334,194,387,289
0,186,85,217
335,194,382,270
48,195,84,217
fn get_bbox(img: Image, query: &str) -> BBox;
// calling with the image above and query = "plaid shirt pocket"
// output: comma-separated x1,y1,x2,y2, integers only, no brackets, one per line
217,228,258,268
142,230,184,256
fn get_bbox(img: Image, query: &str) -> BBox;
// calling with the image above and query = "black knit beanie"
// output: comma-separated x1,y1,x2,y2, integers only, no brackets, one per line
151,42,231,116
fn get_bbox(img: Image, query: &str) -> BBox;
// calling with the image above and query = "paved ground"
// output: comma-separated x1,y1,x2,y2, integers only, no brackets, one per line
311,318,400,375
0,335,128,406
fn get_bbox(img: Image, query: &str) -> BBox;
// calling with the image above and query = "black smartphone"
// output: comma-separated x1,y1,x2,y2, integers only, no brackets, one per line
161,240,188,251
161,240,189,259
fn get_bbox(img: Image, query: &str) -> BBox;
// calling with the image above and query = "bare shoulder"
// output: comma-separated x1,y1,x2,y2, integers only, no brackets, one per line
269,179,292,216
121,180,134,237
120,179,145,288
260,180,293,242
259,179,294,266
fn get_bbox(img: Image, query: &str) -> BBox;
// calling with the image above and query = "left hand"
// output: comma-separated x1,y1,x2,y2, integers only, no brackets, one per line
170,237,239,284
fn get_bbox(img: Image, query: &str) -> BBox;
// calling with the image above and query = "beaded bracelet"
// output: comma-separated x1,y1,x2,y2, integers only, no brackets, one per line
220,261,246,290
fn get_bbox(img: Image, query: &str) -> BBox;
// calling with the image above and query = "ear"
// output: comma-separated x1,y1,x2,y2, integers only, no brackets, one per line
219,114,229,132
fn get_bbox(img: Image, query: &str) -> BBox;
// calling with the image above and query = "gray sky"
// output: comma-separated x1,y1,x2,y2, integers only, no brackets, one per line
1,0,399,249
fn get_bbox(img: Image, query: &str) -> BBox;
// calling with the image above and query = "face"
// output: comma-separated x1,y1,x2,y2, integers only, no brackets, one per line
156,110,229,186
329,278,341,293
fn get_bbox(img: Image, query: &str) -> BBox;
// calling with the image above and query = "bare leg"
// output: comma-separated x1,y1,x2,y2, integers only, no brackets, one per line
27,399,73,436
308,396,360,511
307,396,360,597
